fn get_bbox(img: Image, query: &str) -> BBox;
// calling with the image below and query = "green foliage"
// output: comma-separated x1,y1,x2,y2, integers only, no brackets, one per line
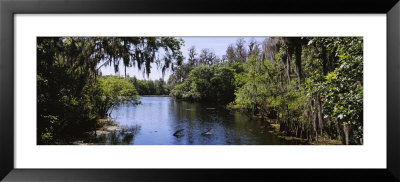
315,37,363,143
226,37,363,144
38,36,363,145
94,76,139,118
37,37,182,144
229,56,265,111
229,56,284,117
171,65,236,103
230,62,247,89
131,77,170,95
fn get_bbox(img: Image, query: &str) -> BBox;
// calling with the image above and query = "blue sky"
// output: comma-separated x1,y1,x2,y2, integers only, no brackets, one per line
100,37,268,81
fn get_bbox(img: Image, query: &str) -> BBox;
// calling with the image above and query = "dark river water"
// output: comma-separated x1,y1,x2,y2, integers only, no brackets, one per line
97,96,283,145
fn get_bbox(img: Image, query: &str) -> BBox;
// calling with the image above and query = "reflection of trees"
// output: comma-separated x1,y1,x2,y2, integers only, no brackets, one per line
170,100,235,145
169,99,282,145
88,97,283,145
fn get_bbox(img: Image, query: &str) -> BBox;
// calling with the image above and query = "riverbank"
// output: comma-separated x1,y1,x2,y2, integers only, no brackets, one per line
50,118,120,144
140,95,170,97
70,119,123,145
266,122,343,145
71,96,343,145
229,109,343,145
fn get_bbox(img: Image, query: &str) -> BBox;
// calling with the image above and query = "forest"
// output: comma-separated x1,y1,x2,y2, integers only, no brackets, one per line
37,37,363,145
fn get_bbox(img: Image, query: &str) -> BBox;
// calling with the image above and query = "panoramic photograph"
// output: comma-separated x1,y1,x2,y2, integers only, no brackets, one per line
37,37,363,145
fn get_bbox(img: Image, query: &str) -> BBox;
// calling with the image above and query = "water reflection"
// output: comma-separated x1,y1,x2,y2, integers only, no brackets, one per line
103,96,282,145
94,125,141,145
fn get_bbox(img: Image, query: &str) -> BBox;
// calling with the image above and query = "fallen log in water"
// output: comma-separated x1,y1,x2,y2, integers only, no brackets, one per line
201,129,213,136
173,129,184,137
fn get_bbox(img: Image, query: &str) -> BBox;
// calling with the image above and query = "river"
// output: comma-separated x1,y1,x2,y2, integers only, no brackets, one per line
95,96,283,145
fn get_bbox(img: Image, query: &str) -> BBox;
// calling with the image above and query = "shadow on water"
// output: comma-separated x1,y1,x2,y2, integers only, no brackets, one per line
92,125,141,145
70,125,141,145
167,100,283,145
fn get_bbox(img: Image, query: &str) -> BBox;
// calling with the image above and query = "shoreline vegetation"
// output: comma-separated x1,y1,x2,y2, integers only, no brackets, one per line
70,116,342,145
38,37,362,145
168,37,363,145
266,121,342,145
70,119,118,145
69,106,342,145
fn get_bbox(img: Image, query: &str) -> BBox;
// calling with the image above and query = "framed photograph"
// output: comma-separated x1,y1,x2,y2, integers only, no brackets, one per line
1,0,399,181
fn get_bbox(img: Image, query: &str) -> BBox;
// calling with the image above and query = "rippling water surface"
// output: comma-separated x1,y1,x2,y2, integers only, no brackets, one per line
104,96,282,145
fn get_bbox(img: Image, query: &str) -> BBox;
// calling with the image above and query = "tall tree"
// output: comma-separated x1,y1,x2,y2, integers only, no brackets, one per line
187,46,198,67
199,48,219,66
225,44,236,64
235,38,247,63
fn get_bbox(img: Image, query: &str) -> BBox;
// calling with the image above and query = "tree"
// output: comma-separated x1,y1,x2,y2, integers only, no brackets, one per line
37,37,183,144
225,44,236,64
229,56,279,116
187,46,198,67
171,65,236,103
95,76,139,118
199,48,219,66
227,37,363,144
131,77,170,95
247,39,260,58
168,63,193,88
281,37,307,85
235,38,247,63
262,37,281,62
312,37,363,144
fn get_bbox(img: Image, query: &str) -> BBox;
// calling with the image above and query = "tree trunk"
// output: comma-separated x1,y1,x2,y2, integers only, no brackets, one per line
343,125,350,145
321,46,328,75
300,120,304,138
310,99,318,142
295,44,302,85
286,51,291,84
313,113,318,143
317,94,324,135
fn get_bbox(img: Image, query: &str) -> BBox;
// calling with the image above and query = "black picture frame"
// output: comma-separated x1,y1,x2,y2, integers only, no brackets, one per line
1,0,399,181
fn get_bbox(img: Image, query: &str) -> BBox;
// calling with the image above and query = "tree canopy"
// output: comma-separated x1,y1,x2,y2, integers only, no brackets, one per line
37,36,363,145
37,37,183,144
169,37,363,145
